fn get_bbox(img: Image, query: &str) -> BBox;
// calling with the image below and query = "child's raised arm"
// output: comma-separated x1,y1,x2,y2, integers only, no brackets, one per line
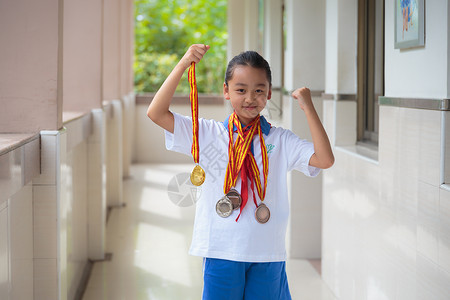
292,87,335,169
147,44,210,133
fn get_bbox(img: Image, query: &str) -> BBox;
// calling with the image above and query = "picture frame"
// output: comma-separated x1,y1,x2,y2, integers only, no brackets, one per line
394,0,425,49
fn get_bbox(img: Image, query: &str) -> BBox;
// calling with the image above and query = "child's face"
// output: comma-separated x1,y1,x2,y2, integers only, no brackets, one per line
223,65,271,126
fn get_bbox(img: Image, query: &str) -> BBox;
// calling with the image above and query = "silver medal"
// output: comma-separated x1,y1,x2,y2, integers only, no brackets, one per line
216,196,233,218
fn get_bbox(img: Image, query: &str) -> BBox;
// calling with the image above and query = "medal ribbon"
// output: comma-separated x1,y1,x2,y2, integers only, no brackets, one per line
224,112,269,221
188,62,199,164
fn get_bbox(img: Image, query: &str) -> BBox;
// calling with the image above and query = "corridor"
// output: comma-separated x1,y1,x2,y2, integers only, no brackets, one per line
82,164,337,300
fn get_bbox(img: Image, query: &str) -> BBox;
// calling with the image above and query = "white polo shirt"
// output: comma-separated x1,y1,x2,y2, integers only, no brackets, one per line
165,112,320,262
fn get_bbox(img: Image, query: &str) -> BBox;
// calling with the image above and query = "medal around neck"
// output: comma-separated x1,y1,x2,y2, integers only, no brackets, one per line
216,196,233,218
255,203,270,224
190,164,205,186
226,188,242,210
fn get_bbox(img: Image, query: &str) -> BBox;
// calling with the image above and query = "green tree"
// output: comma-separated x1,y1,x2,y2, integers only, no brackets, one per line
134,0,228,94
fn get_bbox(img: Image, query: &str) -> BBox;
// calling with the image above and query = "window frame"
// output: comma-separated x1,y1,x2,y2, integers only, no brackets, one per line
357,0,385,145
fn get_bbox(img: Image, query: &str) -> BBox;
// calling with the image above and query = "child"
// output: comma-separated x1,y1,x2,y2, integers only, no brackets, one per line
147,44,334,300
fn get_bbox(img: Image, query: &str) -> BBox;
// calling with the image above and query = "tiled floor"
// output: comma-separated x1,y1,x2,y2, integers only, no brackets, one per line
82,164,337,300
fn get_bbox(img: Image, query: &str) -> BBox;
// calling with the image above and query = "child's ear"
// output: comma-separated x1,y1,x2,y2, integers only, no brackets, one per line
267,88,272,100
223,82,230,100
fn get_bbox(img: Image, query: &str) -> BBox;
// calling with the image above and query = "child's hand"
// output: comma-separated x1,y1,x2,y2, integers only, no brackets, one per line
292,87,314,112
179,44,210,70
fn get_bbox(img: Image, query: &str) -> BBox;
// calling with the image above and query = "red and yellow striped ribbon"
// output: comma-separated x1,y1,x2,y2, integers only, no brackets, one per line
188,62,199,164
224,113,268,206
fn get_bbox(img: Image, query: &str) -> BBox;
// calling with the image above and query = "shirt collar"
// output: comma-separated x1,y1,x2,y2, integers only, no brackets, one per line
222,114,271,136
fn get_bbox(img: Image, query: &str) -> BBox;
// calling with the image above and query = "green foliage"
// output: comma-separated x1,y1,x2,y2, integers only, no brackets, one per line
134,0,228,94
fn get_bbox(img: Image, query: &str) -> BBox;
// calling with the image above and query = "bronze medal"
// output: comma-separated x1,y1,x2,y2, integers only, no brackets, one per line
190,165,205,186
226,188,242,210
216,196,233,218
255,203,270,224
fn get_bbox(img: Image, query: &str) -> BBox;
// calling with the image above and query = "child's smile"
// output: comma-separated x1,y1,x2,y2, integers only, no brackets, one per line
223,65,272,126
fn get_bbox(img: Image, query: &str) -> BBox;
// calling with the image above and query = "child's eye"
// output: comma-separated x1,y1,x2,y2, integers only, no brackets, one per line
256,89,264,93
236,89,245,93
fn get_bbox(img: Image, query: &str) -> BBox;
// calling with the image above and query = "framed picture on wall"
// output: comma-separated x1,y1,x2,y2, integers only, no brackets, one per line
394,0,424,49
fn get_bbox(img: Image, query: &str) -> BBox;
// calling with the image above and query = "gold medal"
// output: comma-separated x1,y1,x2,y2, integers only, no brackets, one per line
216,196,233,218
190,165,205,186
255,203,270,224
226,188,242,210
188,63,205,187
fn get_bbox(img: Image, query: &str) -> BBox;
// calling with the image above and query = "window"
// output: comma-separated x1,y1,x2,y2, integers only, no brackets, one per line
357,0,384,145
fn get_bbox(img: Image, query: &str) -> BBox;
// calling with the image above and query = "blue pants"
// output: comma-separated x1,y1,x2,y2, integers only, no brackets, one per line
202,258,292,300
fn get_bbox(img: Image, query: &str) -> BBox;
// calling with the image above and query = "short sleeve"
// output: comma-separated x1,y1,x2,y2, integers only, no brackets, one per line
283,130,321,177
164,112,193,156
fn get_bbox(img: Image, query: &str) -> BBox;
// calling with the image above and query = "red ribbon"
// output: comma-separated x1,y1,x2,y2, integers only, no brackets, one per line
235,124,261,222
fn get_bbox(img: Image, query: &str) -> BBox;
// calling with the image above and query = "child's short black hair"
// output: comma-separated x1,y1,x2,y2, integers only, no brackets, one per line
225,51,272,87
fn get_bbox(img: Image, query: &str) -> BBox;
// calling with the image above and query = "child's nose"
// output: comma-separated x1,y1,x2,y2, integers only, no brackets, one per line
246,92,256,101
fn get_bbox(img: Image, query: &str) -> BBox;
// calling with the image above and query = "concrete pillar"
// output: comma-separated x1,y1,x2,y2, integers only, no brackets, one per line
127,0,135,94
244,0,259,51
325,0,358,94
33,129,68,300
121,0,135,176
227,0,260,60
63,0,103,112
87,109,106,260
122,94,135,178
324,0,358,147
227,0,261,115
103,0,121,101
227,0,246,60
284,0,326,91
284,0,326,259
264,0,283,89
263,0,283,120
106,100,123,206
0,0,64,132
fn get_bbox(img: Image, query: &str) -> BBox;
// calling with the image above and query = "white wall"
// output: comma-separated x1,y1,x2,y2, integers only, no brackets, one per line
321,0,450,299
0,99,131,299
64,131,89,300
385,1,449,98
323,104,450,299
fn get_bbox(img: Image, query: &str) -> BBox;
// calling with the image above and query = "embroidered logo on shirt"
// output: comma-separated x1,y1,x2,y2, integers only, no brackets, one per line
266,144,275,154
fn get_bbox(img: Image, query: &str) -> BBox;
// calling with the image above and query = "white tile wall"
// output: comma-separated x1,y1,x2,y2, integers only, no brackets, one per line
33,129,69,300
334,101,357,146
0,204,8,300
323,105,450,300
122,93,135,177
65,140,89,300
33,132,59,185
106,100,123,206
444,112,450,184
418,110,442,186
417,181,439,264
34,259,58,300
0,148,23,205
9,184,33,300
0,64,127,300
33,185,58,258
87,109,106,260
0,135,39,300
439,187,450,274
